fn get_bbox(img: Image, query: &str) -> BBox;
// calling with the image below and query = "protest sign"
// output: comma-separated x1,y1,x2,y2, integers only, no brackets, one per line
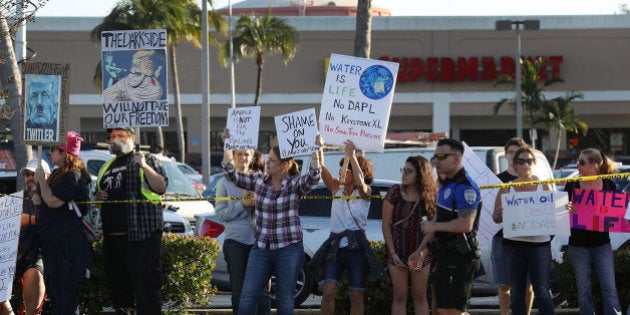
319,54,398,152
225,106,261,150
0,193,23,302
572,188,630,232
274,108,319,159
502,190,570,238
101,29,168,128
21,63,70,145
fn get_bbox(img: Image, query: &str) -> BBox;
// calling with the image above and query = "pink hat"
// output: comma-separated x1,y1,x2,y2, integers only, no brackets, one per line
57,131,83,156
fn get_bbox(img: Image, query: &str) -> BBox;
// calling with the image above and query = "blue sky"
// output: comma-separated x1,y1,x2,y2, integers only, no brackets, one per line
35,0,627,17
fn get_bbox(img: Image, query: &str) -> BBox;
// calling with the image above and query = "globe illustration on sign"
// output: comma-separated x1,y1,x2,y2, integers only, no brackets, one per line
359,65,394,100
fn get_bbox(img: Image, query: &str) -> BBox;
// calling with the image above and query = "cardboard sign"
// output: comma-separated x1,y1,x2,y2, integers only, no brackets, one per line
21,63,70,145
101,29,169,128
502,190,570,238
225,106,261,150
319,54,398,152
572,188,630,233
274,108,319,159
0,193,23,302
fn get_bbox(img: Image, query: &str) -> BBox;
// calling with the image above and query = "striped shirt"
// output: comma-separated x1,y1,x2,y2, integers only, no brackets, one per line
223,162,321,250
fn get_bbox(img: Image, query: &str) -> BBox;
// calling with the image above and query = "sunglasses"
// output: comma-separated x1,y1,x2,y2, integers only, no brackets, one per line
400,167,415,175
515,158,535,165
431,153,458,161
577,159,589,166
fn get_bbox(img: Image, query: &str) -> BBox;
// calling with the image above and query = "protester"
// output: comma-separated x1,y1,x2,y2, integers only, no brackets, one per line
215,149,270,315
0,159,50,315
492,137,534,315
493,146,554,315
221,128,321,315
34,131,94,314
411,138,481,315
94,127,168,315
310,140,384,315
379,155,436,315
565,148,622,315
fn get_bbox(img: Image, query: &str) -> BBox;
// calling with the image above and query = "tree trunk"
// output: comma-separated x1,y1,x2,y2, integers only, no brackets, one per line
553,127,562,170
254,53,264,106
156,126,164,148
170,45,186,162
0,13,30,190
354,0,372,58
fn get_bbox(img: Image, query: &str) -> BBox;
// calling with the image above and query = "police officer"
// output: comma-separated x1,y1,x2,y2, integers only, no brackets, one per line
410,138,481,315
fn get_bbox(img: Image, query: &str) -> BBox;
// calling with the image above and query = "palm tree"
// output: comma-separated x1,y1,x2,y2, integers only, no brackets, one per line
354,0,372,58
91,0,226,162
534,92,588,169
493,57,564,145
219,6,299,106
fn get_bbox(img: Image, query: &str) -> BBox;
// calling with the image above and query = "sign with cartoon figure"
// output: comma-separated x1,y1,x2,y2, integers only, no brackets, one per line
502,190,571,238
274,108,319,159
101,29,168,128
21,62,69,145
225,106,261,150
319,53,398,152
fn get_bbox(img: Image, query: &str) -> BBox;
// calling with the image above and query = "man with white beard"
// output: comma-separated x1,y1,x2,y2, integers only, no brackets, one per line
94,127,167,315
0,159,50,315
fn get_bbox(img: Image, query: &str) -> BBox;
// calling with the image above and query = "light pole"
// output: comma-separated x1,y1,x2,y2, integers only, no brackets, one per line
495,19,540,139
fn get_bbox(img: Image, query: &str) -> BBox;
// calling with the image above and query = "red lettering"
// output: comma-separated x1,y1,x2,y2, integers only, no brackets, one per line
410,58,424,81
457,57,478,81
427,57,439,82
440,57,456,82
548,56,563,79
593,215,600,231
392,57,408,82
500,56,516,79
480,57,498,81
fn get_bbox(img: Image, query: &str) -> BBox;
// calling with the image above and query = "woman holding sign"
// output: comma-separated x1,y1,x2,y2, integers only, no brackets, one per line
221,128,322,315
493,146,555,315
565,148,621,315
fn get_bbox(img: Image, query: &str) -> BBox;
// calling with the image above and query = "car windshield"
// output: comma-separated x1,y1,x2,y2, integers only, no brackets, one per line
162,160,199,197
177,163,197,175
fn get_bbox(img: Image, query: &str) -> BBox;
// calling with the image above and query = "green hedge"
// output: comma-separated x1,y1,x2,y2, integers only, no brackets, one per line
77,234,220,314
554,247,630,312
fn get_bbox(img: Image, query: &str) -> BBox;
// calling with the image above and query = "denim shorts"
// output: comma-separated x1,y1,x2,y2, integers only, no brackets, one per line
322,247,369,291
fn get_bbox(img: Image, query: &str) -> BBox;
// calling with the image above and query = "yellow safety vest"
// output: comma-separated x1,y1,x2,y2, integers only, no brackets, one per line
96,155,162,204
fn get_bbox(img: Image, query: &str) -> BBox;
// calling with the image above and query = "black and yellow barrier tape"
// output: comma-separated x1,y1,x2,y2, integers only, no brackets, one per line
9,172,630,205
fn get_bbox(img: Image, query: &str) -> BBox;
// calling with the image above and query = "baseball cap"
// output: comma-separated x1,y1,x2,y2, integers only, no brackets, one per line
20,158,51,175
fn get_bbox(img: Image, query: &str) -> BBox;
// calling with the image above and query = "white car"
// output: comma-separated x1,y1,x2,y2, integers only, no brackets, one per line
79,149,213,228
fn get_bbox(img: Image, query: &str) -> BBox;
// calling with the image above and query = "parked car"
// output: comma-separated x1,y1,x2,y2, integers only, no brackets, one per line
202,173,224,206
196,179,394,307
176,162,206,193
553,168,579,191
79,150,214,227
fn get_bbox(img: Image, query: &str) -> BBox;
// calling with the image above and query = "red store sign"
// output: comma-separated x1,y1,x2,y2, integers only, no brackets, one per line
378,55,563,83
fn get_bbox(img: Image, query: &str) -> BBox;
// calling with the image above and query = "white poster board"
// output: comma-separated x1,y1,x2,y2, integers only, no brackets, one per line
225,106,261,150
502,190,570,238
0,193,22,302
274,108,319,159
101,29,169,128
319,54,398,152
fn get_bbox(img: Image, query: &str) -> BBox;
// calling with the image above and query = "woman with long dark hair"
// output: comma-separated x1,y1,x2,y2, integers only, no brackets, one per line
34,131,93,314
383,155,437,315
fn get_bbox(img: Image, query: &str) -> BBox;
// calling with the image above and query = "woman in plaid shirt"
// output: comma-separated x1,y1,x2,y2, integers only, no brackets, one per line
222,129,322,315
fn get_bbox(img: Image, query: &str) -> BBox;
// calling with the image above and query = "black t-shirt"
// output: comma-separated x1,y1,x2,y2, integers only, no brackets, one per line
99,157,128,234
565,180,613,247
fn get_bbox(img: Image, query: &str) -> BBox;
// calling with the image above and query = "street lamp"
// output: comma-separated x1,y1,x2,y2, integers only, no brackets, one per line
495,19,540,139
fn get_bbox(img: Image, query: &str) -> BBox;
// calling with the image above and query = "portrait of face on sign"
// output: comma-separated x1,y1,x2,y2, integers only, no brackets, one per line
23,74,61,143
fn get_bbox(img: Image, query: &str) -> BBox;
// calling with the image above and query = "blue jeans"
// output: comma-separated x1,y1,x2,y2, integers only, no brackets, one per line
503,240,554,315
223,239,271,315
568,244,621,315
239,241,304,315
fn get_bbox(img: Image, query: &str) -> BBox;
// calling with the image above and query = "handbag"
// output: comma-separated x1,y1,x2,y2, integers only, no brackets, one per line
70,201,101,243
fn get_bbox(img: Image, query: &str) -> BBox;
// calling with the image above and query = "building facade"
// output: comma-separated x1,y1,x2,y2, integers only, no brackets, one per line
23,14,630,165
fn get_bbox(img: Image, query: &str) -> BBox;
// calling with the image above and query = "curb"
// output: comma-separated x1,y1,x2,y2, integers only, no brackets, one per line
177,308,581,315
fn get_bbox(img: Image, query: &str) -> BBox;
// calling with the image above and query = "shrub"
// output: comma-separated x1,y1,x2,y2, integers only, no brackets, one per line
554,247,630,312
76,234,220,314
